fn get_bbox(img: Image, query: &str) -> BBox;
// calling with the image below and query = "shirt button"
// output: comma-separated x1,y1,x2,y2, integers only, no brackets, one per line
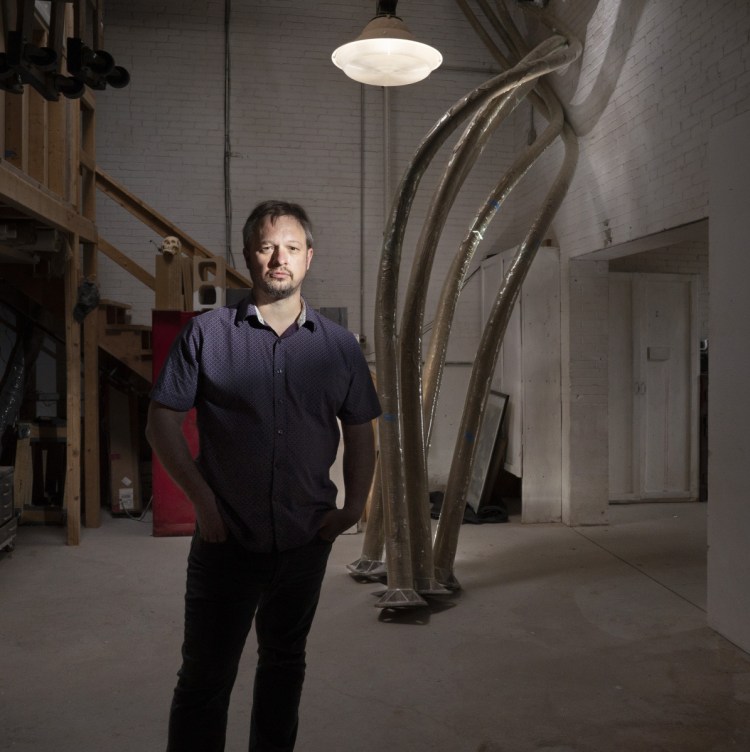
276,368,283,374
277,429,283,435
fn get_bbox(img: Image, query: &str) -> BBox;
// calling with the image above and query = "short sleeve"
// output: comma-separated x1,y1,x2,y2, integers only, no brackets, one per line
337,341,382,425
149,318,201,411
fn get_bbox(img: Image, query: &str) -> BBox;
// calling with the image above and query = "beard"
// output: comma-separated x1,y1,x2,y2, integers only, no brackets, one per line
254,273,300,300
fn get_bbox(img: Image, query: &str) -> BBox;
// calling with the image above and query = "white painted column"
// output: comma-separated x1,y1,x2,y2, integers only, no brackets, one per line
707,109,750,654
560,256,609,526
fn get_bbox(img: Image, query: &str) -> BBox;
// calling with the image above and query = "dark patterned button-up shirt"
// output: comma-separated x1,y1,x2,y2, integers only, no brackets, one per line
150,297,381,552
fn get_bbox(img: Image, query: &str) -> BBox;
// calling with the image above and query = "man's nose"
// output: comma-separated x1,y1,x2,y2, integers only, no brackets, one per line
270,246,288,265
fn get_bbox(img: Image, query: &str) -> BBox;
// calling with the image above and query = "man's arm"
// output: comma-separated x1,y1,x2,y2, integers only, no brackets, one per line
145,400,227,542
317,421,376,542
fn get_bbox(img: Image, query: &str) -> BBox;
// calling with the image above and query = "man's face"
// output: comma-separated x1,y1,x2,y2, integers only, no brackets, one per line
244,215,313,301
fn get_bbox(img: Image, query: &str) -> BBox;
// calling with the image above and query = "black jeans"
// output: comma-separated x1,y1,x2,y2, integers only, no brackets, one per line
167,533,333,752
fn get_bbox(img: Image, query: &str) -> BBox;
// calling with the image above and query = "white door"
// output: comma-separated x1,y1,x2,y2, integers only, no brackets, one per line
609,273,699,501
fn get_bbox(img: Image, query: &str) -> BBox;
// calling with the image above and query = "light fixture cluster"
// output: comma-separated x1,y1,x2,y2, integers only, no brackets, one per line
0,31,129,100
332,0,442,87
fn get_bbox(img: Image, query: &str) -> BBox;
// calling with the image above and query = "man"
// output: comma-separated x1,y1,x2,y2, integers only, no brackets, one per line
146,200,381,752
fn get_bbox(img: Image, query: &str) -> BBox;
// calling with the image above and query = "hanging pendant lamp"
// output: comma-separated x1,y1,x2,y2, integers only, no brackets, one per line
332,0,442,87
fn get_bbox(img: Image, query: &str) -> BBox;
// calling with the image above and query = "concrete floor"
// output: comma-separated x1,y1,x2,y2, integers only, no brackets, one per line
2,502,750,752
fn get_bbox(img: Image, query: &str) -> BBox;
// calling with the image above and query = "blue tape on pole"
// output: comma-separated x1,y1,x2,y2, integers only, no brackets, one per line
382,413,397,422
464,431,475,443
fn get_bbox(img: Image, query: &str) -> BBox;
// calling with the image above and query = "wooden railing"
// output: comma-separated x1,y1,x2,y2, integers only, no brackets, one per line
95,167,251,291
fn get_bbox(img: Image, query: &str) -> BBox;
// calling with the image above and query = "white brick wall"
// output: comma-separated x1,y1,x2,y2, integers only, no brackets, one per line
97,0,511,342
509,0,750,258
97,0,226,323
95,0,750,505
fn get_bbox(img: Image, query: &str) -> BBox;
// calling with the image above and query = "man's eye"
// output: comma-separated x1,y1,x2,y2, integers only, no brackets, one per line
260,245,274,253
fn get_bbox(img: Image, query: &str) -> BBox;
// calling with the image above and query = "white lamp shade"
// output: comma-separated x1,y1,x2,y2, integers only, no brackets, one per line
332,15,442,87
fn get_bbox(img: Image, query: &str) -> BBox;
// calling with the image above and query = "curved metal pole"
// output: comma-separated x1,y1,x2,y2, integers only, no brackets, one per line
422,86,564,445
433,121,579,588
397,86,527,595
373,39,577,609
420,4,581,443
397,44,558,596
419,19,579,445
347,460,386,577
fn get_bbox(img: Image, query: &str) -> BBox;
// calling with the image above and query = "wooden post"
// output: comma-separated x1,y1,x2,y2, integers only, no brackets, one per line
47,96,68,199
14,427,33,512
65,235,82,545
155,252,185,310
80,100,96,217
28,26,49,185
83,244,100,528
5,85,29,173
27,88,48,185
80,95,100,528
0,7,5,158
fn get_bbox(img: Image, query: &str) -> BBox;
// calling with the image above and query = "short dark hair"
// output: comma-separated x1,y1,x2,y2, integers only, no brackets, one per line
242,200,314,249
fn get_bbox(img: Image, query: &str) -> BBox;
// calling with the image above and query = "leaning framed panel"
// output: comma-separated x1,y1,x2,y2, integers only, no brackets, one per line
465,390,509,513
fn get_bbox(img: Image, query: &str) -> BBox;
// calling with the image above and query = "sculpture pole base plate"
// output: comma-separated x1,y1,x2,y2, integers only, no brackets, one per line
347,557,387,578
414,576,452,595
374,588,428,609
434,568,461,591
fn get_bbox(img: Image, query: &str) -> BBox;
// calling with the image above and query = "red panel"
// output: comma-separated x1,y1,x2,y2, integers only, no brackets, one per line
151,310,199,537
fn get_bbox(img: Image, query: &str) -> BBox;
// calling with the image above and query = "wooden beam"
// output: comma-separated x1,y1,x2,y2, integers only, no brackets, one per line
155,253,184,309
0,245,38,263
97,236,156,289
14,430,33,510
0,87,5,161
79,148,96,174
27,87,48,185
80,100,96,218
68,85,81,216
83,247,101,528
95,167,252,289
0,11,5,158
5,86,29,173
79,91,100,528
0,159,97,241
64,234,82,545
47,97,67,199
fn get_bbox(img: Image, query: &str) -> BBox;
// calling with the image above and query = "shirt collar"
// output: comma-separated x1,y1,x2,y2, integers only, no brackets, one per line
237,294,314,330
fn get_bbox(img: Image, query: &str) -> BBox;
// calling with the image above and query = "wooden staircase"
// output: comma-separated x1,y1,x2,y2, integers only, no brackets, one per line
97,300,152,385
